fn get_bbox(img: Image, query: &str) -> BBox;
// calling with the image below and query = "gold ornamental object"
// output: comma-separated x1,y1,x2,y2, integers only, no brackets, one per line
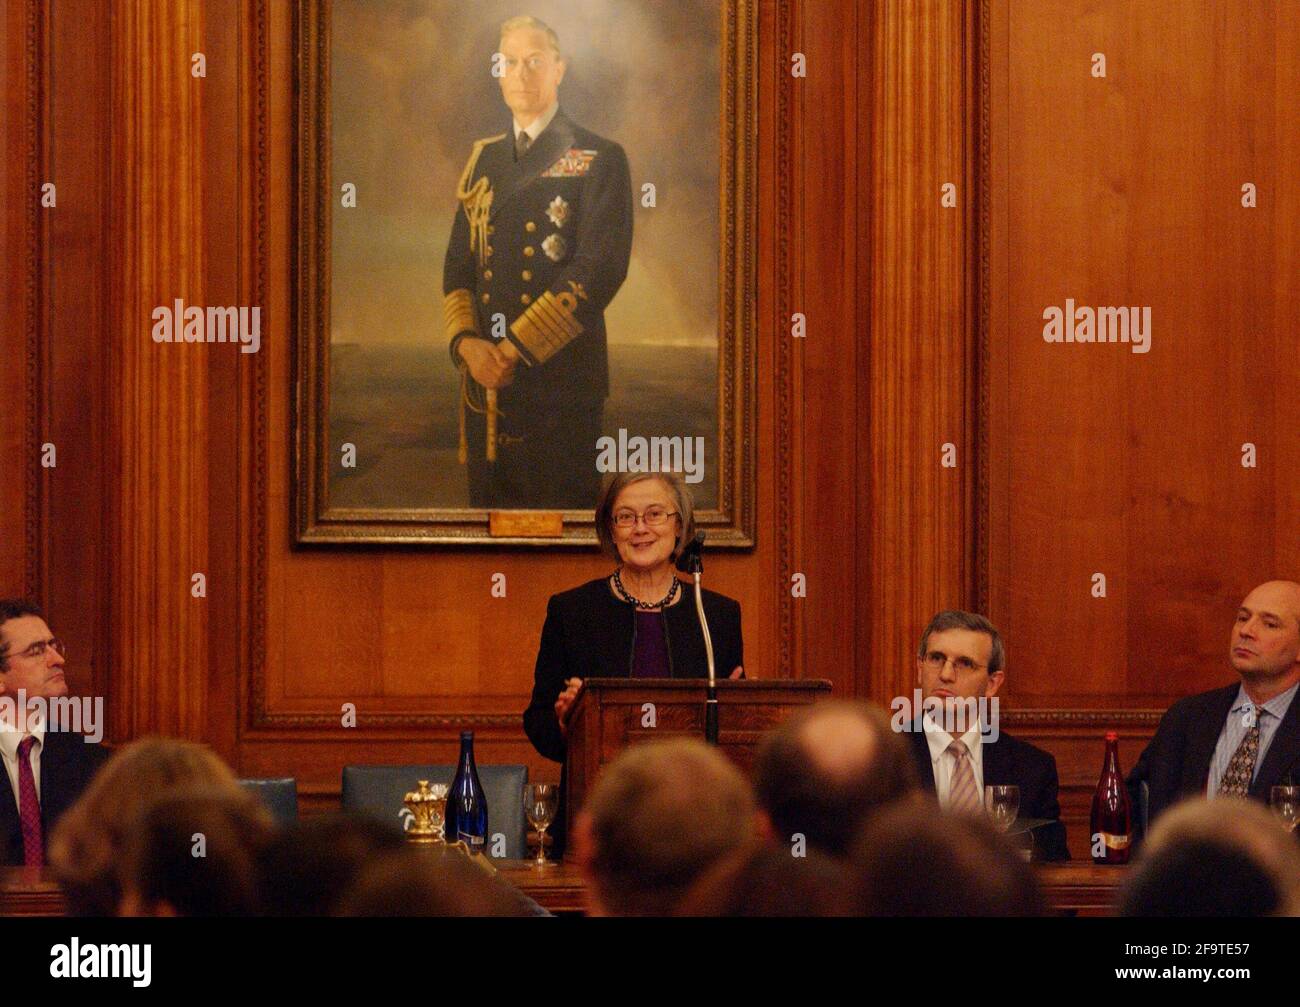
402,780,449,845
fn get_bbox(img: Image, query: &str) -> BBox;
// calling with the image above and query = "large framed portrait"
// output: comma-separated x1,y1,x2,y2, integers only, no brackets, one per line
294,0,756,545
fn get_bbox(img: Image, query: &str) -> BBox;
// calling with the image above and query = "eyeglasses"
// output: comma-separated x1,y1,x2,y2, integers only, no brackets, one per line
8,638,66,662
922,650,985,673
611,507,678,529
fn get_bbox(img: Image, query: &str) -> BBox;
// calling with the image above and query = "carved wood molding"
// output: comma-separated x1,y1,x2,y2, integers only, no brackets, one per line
775,0,795,677
108,1,210,737
23,0,46,601
865,0,973,703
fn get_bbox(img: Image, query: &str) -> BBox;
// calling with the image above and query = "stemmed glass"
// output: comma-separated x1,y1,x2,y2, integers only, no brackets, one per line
984,785,1020,834
524,783,559,867
1271,786,1299,833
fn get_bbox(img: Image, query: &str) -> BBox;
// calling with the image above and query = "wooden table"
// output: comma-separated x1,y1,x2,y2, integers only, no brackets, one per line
0,860,1122,916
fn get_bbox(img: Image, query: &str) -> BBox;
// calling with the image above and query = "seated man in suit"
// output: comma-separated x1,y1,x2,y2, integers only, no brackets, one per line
0,599,109,866
901,610,1069,860
1127,580,1300,833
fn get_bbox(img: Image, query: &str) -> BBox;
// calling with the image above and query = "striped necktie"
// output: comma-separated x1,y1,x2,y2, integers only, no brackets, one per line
947,739,982,815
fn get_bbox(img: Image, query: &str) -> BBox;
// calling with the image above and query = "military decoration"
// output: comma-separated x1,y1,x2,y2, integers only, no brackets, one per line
542,233,567,262
547,195,570,228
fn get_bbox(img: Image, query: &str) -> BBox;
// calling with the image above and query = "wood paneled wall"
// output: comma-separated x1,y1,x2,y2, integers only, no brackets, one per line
4,1,1297,854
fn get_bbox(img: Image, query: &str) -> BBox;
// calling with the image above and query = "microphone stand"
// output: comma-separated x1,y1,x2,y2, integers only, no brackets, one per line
677,533,717,744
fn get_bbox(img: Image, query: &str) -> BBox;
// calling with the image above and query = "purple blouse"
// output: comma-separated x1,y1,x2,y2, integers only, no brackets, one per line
632,609,671,678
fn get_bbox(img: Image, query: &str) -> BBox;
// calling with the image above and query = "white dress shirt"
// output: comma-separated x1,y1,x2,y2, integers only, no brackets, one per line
922,715,984,808
0,715,45,802
513,101,559,146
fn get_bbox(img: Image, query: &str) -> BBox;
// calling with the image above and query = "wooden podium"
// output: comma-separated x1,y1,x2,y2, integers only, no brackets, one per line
564,678,832,839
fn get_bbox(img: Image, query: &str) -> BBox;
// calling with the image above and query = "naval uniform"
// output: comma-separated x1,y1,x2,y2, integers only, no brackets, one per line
442,108,634,510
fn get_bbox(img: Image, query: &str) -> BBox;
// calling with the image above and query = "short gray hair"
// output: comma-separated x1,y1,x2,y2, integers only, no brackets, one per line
917,610,1004,676
594,472,696,562
500,15,562,59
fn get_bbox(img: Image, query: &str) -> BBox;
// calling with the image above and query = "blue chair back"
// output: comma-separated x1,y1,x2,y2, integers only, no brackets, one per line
340,764,529,860
239,777,299,825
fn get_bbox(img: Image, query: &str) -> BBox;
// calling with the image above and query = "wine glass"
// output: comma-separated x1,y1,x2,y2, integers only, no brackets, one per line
1271,786,1299,833
984,785,1020,833
524,783,559,867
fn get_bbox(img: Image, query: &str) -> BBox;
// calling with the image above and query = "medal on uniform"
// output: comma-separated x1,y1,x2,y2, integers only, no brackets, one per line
542,233,567,262
547,196,570,228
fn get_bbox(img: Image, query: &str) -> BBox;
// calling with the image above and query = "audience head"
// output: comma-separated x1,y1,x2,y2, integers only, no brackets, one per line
915,610,1005,717
1229,580,1300,693
118,787,276,916
50,736,244,915
676,841,856,916
575,737,754,916
259,813,406,916
336,848,533,916
753,700,918,857
0,598,68,701
1119,797,1300,917
851,801,1046,916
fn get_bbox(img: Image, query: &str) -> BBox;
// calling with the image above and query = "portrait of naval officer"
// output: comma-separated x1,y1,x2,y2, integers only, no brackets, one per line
442,15,634,510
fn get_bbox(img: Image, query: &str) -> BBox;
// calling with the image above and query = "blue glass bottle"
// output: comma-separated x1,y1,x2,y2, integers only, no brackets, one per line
446,730,488,852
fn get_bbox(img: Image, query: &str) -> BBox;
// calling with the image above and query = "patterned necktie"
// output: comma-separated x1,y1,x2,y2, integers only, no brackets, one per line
515,130,532,161
16,735,44,867
947,739,982,815
1216,711,1261,798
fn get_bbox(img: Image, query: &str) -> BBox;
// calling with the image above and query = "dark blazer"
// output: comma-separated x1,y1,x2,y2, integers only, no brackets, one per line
522,576,743,853
906,722,1070,861
0,731,109,866
1127,682,1300,835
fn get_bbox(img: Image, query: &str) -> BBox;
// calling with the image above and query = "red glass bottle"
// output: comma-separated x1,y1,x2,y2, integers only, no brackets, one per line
1090,731,1132,864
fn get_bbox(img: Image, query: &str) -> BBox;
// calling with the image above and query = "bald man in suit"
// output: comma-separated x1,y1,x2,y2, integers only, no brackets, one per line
1128,580,1300,835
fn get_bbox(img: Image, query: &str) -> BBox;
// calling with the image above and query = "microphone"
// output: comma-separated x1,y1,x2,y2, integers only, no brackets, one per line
675,531,706,574
676,532,718,744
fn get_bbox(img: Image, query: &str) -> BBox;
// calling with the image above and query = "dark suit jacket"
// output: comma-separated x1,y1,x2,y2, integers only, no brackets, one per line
1126,682,1300,836
522,576,743,854
906,722,1070,861
1,731,109,866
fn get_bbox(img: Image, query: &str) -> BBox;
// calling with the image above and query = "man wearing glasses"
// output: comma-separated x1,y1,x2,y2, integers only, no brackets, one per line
902,610,1069,860
0,600,108,866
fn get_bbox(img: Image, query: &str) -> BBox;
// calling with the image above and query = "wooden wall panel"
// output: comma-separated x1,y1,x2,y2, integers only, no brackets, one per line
16,0,1294,853
983,0,1300,855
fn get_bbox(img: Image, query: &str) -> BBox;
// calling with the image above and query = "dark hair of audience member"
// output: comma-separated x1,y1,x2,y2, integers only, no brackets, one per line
335,848,534,917
258,812,406,916
851,801,1047,916
582,737,755,916
1119,797,1300,917
753,700,919,857
118,788,276,917
676,841,857,916
49,736,247,916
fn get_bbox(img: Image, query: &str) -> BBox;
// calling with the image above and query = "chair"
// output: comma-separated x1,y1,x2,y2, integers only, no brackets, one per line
239,777,299,825
341,764,529,860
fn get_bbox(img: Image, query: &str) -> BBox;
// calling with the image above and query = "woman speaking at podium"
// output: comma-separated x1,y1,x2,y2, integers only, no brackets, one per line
522,471,744,853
